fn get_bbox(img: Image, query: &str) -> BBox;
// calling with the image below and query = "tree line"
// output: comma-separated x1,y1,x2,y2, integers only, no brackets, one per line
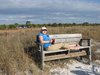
0,21,100,30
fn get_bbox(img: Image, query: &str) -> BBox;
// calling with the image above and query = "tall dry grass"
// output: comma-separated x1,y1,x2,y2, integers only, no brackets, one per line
0,26,100,75
0,28,40,75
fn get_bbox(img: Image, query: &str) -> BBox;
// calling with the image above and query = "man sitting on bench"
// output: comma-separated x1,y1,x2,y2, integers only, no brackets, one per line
36,27,53,51
36,27,80,51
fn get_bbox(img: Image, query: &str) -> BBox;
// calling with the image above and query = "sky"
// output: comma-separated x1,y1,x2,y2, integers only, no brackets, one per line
0,0,100,24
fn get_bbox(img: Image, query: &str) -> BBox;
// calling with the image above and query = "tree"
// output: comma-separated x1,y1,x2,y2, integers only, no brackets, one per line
26,21,32,28
26,21,31,25
8,24,16,29
82,22,89,25
0,24,6,30
14,23,19,26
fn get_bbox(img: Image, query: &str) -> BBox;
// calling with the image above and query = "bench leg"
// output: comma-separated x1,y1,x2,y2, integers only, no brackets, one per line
40,45,45,70
41,52,44,70
41,49,44,70
89,39,92,65
80,56,83,60
80,49,91,64
86,47,92,65
79,49,83,61
89,47,92,65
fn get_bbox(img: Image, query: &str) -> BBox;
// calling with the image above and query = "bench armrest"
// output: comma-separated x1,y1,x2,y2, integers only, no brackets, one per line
35,41,44,51
79,39,91,46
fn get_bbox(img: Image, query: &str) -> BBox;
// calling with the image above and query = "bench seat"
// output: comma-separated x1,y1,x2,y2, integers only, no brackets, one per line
44,46,90,54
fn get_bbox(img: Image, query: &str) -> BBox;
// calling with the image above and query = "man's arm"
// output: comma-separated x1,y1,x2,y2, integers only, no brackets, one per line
39,36,50,44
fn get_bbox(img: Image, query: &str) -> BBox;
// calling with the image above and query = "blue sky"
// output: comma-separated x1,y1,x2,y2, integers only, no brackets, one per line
0,0,100,24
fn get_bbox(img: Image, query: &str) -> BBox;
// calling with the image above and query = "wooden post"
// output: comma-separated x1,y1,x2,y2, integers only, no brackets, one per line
41,44,44,70
89,39,92,65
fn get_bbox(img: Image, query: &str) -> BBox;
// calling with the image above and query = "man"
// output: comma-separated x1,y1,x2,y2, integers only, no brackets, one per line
36,27,79,51
36,27,52,51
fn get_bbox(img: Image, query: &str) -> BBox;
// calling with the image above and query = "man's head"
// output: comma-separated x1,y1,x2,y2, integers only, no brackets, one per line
41,27,47,34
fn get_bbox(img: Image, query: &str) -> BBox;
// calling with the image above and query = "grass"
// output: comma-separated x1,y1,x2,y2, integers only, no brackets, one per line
0,29,40,75
0,25,100,75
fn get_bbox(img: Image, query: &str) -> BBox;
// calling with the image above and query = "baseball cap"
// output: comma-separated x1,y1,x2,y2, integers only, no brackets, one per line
41,27,47,30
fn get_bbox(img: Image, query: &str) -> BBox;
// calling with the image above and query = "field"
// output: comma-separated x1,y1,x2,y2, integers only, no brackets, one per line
0,26,100,75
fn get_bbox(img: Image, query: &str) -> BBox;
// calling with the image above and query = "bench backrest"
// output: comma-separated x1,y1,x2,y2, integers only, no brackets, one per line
49,34,82,43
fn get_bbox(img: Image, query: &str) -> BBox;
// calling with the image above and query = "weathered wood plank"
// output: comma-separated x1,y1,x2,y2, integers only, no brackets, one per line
89,39,92,65
44,49,67,54
49,34,82,43
44,51,86,61
54,38,82,43
79,46,90,49
41,44,44,69
50,34,82,39
44,46,90,54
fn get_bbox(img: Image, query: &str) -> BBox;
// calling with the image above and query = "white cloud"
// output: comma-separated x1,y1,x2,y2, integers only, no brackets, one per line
0,0,100,24
0,0,100,11
8,15,36,20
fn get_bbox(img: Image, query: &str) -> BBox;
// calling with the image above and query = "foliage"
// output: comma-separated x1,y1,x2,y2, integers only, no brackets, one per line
0,24,7,30
0,21,100,30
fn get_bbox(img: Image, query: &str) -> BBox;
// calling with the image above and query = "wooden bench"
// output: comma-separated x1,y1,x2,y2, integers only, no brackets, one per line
36,34,92,69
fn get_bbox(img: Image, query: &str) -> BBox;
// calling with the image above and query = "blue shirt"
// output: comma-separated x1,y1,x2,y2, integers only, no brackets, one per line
36,32,51,48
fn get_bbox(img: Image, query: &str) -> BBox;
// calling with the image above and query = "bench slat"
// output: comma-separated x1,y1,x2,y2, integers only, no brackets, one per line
44,49,67,54
50,34,82,43
79,46,90,49
44,51,86,61
44,46,90,54
50,34,82,39
54,38,82,43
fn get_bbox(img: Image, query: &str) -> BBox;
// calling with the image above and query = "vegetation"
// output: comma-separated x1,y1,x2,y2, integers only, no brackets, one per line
0,21,100,30
0,24,100,75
